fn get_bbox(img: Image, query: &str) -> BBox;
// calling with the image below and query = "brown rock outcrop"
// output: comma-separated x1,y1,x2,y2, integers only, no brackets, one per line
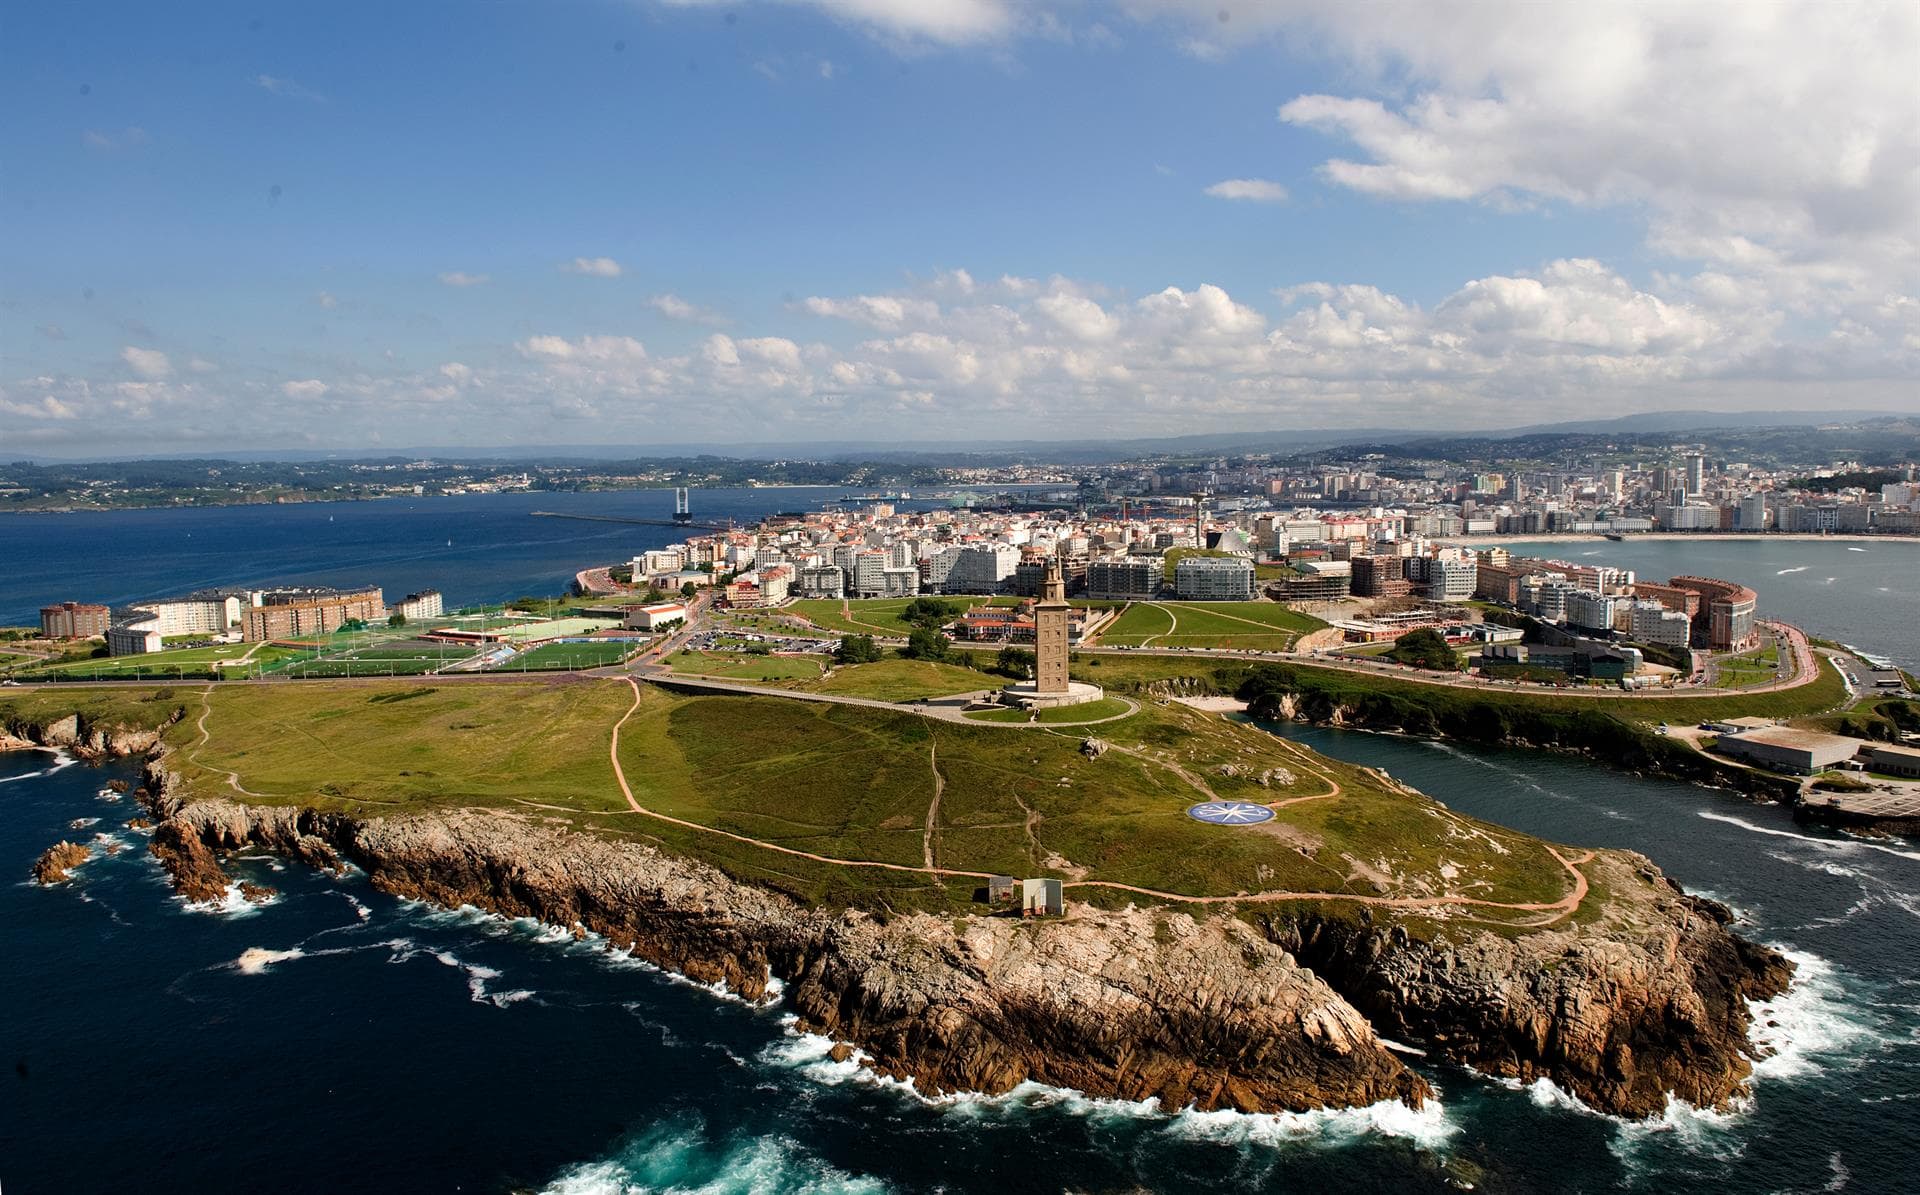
31,841,93,885
148,783,1424,1114
1268,851,1793,1118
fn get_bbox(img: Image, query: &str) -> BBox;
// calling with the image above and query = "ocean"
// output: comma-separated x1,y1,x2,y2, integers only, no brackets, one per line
1501,537,1920,674
4,501,1918,1192
0,487,970,625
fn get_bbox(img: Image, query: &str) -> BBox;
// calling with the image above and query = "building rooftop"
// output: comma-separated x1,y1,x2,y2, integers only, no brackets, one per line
1730,727,1860,753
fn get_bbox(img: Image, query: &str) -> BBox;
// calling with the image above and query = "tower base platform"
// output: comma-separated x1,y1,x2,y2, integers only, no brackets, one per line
999,680,1106,710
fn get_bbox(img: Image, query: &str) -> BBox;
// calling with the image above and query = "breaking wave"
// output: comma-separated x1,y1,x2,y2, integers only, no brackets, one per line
1695,812,1920,864
539,1115,892,1195
234,946,305,975
758,1022,1456,1150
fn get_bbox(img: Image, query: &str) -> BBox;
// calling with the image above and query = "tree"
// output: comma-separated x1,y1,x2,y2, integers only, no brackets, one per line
903,626,952,662
901,597,961,627
835,634,883,664
388,612,407,627
681,582,697,598
994,645,1035,678
1386,628,1460,671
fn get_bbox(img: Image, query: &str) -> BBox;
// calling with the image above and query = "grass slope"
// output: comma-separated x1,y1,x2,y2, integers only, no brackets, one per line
47,677,1587,920
1099,602,1324,650
787,598,990,636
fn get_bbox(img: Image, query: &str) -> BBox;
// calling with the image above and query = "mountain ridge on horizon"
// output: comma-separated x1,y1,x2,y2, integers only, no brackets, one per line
10,408,1909,466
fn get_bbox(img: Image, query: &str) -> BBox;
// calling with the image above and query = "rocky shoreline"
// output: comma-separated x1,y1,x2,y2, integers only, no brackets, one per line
9,717,1793,1120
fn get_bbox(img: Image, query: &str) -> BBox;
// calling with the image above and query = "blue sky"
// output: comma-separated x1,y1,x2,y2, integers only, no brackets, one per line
3,1,1914,455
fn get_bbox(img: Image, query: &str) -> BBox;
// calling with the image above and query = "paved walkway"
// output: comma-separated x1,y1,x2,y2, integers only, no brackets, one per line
635,669,1142,729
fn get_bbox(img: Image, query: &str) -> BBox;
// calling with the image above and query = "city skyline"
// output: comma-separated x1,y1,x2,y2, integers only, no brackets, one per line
5,1,1916,456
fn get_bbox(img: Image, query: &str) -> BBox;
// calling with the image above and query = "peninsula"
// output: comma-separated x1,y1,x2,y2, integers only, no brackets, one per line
7,669,1792,1119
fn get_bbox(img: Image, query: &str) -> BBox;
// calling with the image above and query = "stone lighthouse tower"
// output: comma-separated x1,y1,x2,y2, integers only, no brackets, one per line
1034,556,1070,694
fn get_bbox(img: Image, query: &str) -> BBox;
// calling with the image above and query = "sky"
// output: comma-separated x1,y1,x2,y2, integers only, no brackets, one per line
2,0,1916,457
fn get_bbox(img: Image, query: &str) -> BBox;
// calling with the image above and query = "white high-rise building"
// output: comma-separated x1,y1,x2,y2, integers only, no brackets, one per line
1630,600,1692,648
946,544,1020,593
1173,556,1255,601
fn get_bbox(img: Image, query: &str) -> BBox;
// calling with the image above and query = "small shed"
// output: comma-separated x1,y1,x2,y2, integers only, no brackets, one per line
986,876,1017,904
1021,877,1063,917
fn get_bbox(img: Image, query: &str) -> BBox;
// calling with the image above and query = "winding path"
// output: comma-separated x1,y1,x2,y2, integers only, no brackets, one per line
599,677,1597,921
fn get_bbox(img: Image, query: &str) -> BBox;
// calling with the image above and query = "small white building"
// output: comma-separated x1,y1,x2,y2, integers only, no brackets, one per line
625,602,689,631
106,618,164,656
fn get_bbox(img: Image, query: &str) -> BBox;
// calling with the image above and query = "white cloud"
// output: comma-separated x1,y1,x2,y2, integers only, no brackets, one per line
519,334,649,363
561,256,624,277
83,127,149,151
1204,178,1288,203
438,271,490,287
0,393,78,421
660,0,1018,47
253,73,326,102
120,347,172,379
647,294,726,324
1234,0,1920,304
315,292,338,309
802,293,941,330
282,379,329,399
188,357,219,374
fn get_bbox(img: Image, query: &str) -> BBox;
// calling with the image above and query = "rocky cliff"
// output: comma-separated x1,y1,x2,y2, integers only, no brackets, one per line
1269,849,1792,1116
138,760,1424,1114
132,745,1792,1119
1,709,177,760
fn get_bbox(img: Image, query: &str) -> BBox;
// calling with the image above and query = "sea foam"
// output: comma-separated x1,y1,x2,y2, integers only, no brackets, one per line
539,1115,892,1195
758,1019,1456,1149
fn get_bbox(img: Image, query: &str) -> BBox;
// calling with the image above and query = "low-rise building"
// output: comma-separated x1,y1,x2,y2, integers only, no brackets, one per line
105,620,163,656
1717,727,1859,775
1863,744,1920,779
624,601,688,631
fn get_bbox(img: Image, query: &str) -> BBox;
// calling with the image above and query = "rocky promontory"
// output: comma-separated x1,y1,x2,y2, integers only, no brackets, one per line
144,776,1425,1114
6,704,1794,1121
128,743,1792,1119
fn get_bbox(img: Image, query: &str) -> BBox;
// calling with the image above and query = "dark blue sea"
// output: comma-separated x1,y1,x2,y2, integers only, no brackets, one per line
0,488,871,623
4,498,1919,1192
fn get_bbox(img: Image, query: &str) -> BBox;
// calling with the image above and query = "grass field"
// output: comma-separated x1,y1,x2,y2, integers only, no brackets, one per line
7,675,1598,918
1096,601,1325,650
786,598,991,636
967,696,1135,724
1715,644,1785,689
497,641,637,671
19,643,310,681
788,658,990,703
665,650,828,682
